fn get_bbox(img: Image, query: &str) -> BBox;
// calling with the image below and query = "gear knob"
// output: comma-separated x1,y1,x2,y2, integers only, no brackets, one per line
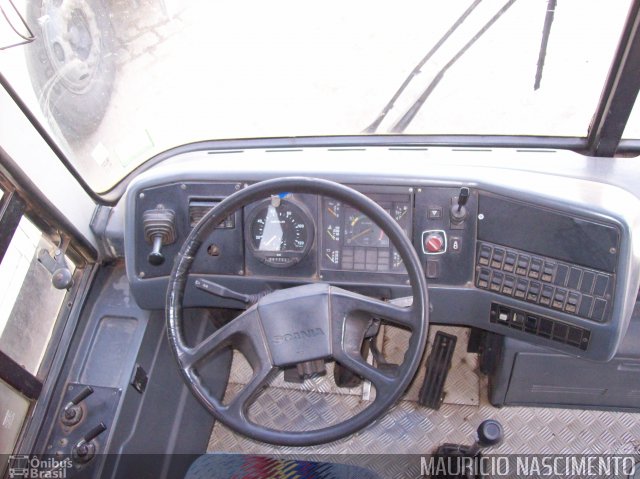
476,419,503,448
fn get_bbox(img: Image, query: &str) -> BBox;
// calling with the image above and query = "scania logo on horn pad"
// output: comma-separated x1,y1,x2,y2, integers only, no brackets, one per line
273,328,325,344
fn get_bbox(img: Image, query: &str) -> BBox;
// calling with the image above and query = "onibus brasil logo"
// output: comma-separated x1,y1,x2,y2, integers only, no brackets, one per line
8,455,72,478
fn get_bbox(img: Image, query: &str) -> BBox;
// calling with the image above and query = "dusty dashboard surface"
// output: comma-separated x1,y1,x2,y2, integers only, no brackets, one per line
118,146,640,362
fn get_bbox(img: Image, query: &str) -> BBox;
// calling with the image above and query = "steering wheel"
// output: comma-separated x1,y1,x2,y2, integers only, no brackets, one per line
166,177,429,446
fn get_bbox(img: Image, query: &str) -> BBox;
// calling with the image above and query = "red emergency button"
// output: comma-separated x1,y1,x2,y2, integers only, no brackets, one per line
425,234,443,252
422,230,446,254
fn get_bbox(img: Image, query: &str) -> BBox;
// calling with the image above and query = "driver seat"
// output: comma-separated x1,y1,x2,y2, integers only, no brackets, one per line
185,454,381,479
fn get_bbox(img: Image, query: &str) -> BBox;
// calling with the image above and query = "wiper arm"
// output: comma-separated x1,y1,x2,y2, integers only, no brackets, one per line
391,0,518,134
364,0,482,134
534,0,557,90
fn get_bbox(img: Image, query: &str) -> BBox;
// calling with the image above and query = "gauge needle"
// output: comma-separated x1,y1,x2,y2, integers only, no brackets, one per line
263,235,278,246
326,228,336,240
349,227,372,243
327,207,338,218
396,209,407,220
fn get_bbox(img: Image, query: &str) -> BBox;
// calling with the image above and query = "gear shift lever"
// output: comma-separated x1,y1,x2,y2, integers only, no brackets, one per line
431,419,504,479
435,419,504,456
465,419,504,456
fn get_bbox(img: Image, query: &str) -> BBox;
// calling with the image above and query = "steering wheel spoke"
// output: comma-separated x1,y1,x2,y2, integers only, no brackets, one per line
334,347,396,394
331,287,415,330
181,308,271,372
226,362,274,418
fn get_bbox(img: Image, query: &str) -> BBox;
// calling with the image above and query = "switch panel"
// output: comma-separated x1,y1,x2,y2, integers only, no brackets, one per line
46,384,120,472
490,303,591,351
477,241,614,322
414,187,477,285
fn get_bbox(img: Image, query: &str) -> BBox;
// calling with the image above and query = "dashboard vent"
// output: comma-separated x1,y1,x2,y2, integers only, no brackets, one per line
490,303,590,351
188,200,235,229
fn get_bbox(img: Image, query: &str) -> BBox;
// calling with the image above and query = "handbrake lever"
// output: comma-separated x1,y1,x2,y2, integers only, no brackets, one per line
194,278,269,306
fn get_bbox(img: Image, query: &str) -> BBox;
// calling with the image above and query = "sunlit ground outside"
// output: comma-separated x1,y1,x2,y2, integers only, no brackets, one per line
0,0,636,192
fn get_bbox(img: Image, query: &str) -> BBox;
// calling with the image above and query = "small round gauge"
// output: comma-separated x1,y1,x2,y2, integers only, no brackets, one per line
393,204,409,224
325,199,341,220
247,198,314,267
344,210,389,247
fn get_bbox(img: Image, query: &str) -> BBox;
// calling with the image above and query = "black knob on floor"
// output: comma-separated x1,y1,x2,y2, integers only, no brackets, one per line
476,419,503,448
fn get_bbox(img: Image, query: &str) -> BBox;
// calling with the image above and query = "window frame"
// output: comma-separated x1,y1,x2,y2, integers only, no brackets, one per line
0,160,98,454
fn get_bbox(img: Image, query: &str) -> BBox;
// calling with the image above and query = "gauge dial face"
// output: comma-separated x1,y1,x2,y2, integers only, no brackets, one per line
344,210,389,247
321,195,411,273
248,199,313,267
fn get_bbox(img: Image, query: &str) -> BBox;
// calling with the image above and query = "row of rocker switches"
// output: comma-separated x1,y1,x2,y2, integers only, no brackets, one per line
477,242,611,296
476,242,612,322
490,303,590,351
479,245,558,283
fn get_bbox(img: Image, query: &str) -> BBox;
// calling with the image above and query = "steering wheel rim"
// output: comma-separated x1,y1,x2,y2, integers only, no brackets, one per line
166,177,429,446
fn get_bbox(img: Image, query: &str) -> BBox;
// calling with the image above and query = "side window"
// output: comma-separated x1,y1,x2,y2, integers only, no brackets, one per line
0,217,72,373
0,187,75,459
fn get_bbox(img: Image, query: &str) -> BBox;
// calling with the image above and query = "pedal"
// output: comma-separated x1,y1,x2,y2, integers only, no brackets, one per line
334,362,362,388
334,340,373,388
418,332,457,409
283,360,326,383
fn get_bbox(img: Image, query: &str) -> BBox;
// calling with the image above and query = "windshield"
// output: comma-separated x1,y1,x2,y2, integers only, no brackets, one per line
0,0,633,191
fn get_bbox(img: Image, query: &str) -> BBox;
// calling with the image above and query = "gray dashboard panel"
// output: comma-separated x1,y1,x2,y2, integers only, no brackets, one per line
115,146,640,361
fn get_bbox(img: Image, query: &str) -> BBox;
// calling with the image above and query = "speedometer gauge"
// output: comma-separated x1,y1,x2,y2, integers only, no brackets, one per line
247,198,314,267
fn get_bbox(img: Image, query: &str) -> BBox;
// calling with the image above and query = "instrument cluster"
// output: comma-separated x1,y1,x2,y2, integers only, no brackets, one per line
243,190,413,275
320,194,412,273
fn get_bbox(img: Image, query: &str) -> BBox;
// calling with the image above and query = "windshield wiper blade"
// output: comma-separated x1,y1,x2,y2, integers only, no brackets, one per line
364,0,483,134
534,0,557,90
391,0,518,134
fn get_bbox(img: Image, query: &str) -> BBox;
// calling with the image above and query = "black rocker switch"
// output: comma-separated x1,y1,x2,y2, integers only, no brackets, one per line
450,187,470,224
61,386,93,426
72,422,107,464
143,207,177,266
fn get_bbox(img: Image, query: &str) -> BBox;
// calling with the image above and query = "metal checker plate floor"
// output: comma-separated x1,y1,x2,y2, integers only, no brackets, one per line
208,326,640,476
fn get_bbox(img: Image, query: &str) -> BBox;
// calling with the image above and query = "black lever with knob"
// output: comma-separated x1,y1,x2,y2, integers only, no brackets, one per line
194,278,269,306
450,187,470,224
143,207,177,266
61,386,93,426
72,422,107,464
465,419,504,456
431,419,504,478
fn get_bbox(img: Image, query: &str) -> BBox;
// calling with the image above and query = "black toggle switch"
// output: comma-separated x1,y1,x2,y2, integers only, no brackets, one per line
61,386,94,426
450,187,470,224
456,187,470,211
72,422,107,464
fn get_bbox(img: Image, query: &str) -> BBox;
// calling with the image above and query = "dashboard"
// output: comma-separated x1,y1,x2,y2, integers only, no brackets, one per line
114,146,640,362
